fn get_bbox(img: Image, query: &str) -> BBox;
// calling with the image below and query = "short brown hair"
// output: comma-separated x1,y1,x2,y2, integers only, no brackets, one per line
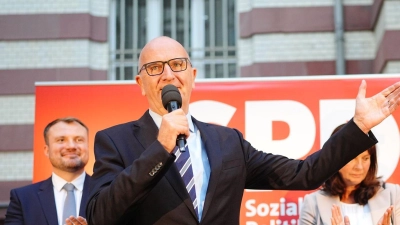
43,117,88,145
322,123,380,205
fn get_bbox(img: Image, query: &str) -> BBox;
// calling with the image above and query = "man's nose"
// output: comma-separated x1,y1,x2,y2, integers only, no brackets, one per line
161,63,175,80
66,140,77,148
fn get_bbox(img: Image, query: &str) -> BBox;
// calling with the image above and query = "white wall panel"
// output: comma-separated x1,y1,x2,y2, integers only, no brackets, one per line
344,31,376,60
0,0,108,16
0,151,33,181
237,0,373,12
238,33,335,66
0,95,35,125
0,40,108,70
385,1,400,30
383,61,400,74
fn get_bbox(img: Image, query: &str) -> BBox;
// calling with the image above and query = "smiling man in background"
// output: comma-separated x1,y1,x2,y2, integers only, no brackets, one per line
5,117,90,225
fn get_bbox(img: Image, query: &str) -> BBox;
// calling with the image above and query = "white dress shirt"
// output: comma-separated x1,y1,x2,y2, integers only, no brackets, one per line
340,202,374,225
149,109,211,220
52,171,86,225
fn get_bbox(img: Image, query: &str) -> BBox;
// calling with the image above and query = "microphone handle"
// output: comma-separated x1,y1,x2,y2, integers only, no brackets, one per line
167,101,187,152
166,101,180,112
177,135,186,152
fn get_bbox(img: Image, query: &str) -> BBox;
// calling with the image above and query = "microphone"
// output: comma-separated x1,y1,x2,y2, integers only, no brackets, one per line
161,84,186,152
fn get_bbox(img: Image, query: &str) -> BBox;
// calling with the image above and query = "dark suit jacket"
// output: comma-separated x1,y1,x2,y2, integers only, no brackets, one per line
5,174,90,225
87,111,377,225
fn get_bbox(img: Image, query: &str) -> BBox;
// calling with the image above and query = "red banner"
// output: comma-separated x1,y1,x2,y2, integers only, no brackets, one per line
34,75,400,224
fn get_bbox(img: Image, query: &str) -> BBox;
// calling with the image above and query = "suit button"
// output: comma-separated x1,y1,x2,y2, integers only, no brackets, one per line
149,162,164,176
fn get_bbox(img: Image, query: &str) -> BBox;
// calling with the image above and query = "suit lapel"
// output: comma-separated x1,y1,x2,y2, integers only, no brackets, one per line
132,111,159,151
316,191,340,224
38,177,59,225
134,111,198,218
369,187,390,224
193,119,223,221
79,174,90,217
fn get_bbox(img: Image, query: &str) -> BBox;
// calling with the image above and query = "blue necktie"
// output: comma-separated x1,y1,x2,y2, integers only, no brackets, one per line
174,145,198,214
62,183,76,223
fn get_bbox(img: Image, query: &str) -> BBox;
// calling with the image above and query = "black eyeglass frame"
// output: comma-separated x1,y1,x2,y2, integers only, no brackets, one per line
137,57,192,76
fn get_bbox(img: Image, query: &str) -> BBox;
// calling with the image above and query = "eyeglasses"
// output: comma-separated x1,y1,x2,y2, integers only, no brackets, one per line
137,57,191,76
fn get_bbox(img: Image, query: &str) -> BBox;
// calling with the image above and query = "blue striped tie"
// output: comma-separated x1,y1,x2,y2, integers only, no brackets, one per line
174,145,198,215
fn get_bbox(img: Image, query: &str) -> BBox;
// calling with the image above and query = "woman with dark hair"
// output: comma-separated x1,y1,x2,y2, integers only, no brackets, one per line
300,123,400,225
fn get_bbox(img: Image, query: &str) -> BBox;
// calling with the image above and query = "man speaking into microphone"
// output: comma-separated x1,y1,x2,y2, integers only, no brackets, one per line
162,84,187,152
86,36,400,225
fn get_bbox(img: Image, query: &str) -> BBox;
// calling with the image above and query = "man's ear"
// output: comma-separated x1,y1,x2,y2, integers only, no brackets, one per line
135,75,146,96
191,67,197,88
44,145,50,158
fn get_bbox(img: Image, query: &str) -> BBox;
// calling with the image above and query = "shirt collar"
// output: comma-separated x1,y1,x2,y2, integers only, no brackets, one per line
149,109,194,133
52,171,86,192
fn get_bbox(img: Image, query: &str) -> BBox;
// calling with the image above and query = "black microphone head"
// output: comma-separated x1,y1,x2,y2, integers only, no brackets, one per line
161,84,182,110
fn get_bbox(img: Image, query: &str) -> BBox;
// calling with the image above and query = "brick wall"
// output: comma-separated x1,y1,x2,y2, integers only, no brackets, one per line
238,0,400,76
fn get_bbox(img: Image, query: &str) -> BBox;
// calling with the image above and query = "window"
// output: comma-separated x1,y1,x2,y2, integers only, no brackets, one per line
109,0,237,80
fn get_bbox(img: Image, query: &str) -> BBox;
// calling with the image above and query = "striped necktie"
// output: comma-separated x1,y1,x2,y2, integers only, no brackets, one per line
174,145,198,214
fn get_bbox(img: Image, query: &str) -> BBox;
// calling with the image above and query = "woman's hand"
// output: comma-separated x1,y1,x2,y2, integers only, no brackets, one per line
377,206,393,225
331,204,350,225
331,204,393,225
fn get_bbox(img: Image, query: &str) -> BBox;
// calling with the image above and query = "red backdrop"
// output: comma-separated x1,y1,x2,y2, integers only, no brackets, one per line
34,75,400,225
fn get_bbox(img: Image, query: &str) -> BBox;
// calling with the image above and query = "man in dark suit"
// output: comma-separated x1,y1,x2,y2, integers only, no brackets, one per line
86,36,400,225
5,117,90,225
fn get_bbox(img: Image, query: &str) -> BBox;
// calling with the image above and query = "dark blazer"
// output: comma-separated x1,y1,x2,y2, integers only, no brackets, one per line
5,174,90,225
87,111,377,225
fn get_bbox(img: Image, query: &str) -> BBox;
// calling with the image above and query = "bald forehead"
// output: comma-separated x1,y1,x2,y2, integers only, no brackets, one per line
139,37,189,65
